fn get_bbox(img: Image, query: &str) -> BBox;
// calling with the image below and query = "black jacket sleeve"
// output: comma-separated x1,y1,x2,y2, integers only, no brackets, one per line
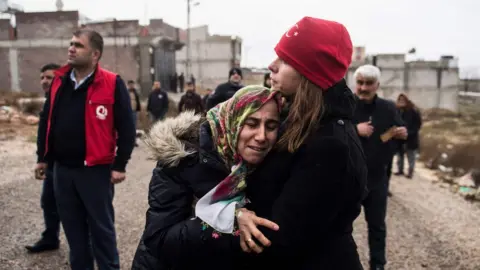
256,137,353,259
134,90,141,112
206,85,225,110
408,109,422,137
142,163,241,267
178,95,185,112
147,92,153,113
36,91,51,163
163,91,169,110
112,76,136,172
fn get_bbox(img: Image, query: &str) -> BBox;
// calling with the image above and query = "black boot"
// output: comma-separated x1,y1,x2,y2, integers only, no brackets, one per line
393,171,403,176
25,238,59,253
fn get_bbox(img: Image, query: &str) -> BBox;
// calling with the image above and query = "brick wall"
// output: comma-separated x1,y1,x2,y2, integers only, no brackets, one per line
14,45,138,93
17,47,66,92
85,20,139,37
0,19,11,40
0,48,11,91
16,11,79,39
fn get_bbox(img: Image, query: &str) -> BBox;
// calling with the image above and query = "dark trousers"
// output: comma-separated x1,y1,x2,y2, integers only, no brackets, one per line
397,147,417,176
362,170,389,268
41,168,60,242
53,162,119,270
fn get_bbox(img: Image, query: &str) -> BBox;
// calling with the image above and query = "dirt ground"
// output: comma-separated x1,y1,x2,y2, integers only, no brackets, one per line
0,135,479,270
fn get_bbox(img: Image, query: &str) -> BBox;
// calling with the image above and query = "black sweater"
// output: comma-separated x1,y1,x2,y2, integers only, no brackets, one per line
37,72,135,172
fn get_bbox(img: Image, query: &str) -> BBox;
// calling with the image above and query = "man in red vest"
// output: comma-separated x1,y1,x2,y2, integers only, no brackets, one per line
35,29,135,270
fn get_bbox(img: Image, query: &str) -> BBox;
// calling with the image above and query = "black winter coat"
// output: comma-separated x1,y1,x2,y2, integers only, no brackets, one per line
353,95,405,176
147,89,169,118
131,113,242,270
399,108,422,150
241,79,367,269
206,82,243,110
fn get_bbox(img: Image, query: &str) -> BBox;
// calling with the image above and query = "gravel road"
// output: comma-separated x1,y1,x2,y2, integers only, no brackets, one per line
0,138,479,270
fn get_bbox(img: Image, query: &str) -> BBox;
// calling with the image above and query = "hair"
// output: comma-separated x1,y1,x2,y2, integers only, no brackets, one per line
277,77,325,153
40,63,60,72
353,64,381,82
397,93,417,110
127,80,135,84
73,28,104,60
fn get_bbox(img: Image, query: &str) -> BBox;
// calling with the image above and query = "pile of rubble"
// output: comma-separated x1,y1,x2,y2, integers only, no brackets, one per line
0,105,40,126
426,154,480,202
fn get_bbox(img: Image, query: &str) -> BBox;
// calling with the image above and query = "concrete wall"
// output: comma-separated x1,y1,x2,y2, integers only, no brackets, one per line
347,54,460,111
176,25,242,89
0,48,11,91
0,19,11,40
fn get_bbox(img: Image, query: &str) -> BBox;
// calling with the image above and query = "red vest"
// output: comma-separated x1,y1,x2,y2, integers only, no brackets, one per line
45,64,117,166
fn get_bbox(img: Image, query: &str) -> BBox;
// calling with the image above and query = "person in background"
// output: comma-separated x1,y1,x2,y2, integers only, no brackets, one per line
178,73,185,93
127,80,141,147
36,28,136,270
147,81,169,122
353,64,407,270
27,63,61,254
263,72,272,88
178,81,204,115
206,67,244,110
202,88,212,108
395,93,422,179
170,73,178,93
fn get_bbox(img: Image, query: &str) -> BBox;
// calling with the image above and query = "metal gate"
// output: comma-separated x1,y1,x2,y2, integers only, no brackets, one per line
153,41,176,92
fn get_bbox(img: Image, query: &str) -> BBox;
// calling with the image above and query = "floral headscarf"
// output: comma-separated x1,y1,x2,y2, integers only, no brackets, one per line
195,85,283,233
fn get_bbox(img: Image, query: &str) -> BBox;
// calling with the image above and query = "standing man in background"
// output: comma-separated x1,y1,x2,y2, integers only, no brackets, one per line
353,64,407,270
206,67,244,109
127,80,141,147
178,72,185,93
147,81,169,122
178,81,204,114
27,63,61,254
36,29,136,270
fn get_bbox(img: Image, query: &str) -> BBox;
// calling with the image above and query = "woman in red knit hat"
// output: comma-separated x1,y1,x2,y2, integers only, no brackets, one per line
231,16,368,269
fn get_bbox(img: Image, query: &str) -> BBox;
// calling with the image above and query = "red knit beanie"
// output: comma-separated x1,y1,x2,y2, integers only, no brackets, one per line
274,17,353,90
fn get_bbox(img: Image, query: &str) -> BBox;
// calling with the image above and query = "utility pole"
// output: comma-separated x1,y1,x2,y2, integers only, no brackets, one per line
186,0,191,79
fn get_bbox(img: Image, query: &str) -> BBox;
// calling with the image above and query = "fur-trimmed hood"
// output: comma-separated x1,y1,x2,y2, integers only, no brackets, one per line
144,111,205,167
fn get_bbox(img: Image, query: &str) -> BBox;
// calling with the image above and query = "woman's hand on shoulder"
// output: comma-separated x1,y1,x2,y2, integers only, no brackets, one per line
236,208,279,254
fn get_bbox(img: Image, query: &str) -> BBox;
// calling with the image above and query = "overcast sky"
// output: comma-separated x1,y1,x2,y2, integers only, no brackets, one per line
8,0,480,77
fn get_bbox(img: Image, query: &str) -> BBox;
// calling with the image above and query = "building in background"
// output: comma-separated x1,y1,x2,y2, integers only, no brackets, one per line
176,25,242,89
0,10,184,97
346,51,460,112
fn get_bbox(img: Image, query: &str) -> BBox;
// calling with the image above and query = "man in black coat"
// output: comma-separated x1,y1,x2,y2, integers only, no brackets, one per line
147,81,169,122
178,82,204,115
27,63,61,253
206,67,244,109
352,64,407,270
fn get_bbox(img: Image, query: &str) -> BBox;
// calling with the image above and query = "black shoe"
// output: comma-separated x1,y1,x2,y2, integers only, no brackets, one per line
25,238,59,253
406,173,413,179
387,191,393,197
371,266,385,270
394,172,403,176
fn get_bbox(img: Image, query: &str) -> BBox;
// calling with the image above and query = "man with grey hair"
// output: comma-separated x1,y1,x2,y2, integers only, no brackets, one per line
352,64,407,270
